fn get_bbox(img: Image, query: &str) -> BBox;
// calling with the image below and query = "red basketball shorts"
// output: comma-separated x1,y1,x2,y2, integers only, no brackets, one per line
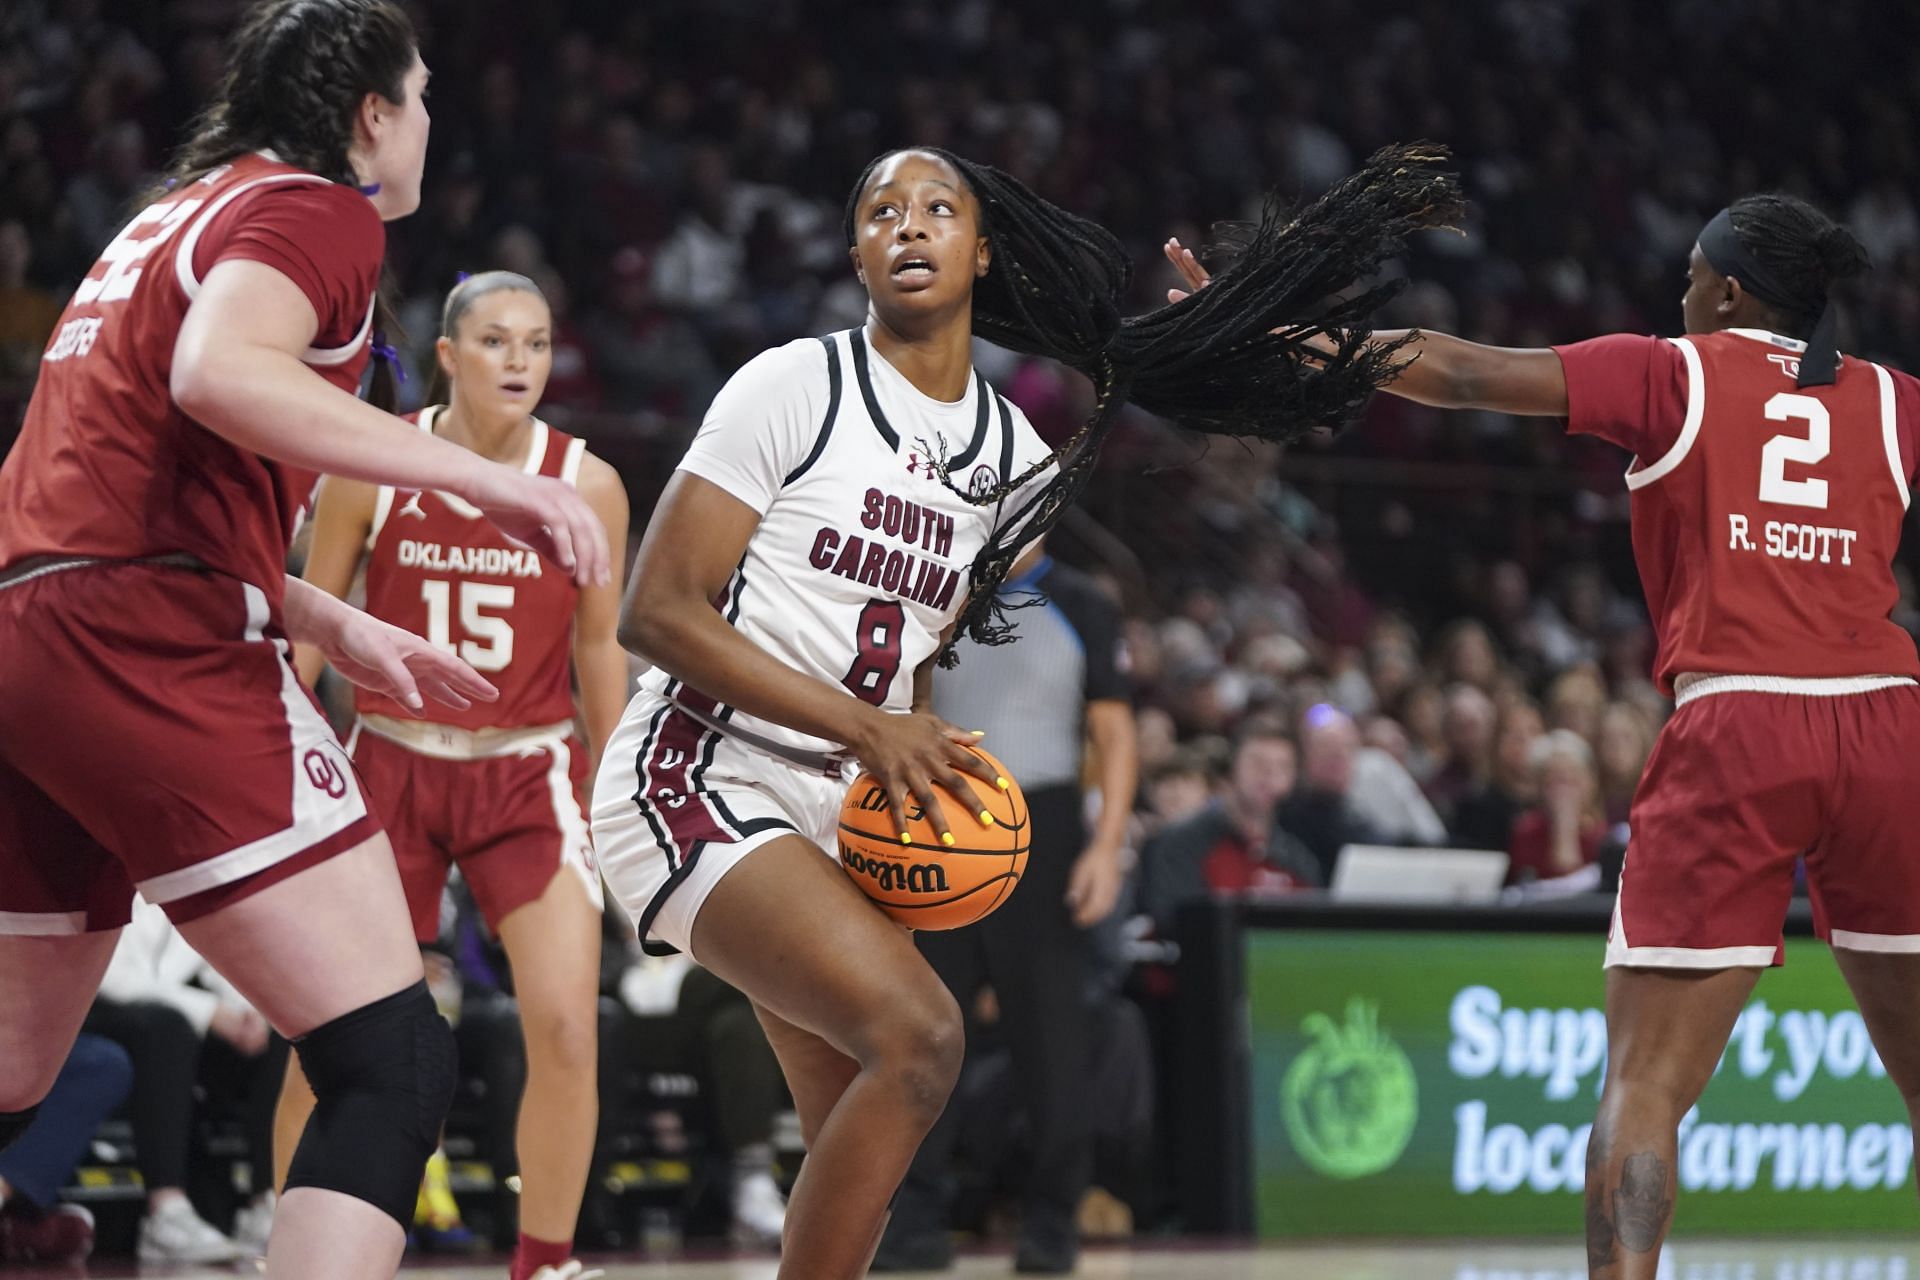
1609,676,1920,968
0,559,379,935
347,717,600,943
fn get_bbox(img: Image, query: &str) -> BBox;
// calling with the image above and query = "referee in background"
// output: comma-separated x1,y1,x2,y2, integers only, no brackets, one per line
875,539,1138,1275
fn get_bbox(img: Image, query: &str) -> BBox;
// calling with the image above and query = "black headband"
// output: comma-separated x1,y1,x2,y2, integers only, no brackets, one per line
1697,207,1838,387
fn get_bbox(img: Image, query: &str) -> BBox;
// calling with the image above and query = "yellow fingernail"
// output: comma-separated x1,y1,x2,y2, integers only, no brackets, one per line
971,729,987,736
996,776,1010,791
941,832,956,847
979,810,995,827
899,832,913,846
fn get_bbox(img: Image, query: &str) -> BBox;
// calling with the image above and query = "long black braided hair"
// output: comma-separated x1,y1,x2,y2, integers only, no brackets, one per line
842,144,1463,664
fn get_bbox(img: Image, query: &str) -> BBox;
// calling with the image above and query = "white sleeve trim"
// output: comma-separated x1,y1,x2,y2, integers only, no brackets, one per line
171,172,329,299
1623,337,1705,491
560,435,587,488
1873,363,1910,511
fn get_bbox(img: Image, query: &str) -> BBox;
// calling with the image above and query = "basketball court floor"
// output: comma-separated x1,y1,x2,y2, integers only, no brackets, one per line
98,1238,1920,1278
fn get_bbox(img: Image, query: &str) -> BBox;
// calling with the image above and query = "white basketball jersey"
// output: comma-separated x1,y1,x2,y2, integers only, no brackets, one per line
638,328,1056,758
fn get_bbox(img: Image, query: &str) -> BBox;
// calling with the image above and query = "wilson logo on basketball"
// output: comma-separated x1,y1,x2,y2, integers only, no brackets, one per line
851,784,923,823
302,749,348,799
841,847,950,895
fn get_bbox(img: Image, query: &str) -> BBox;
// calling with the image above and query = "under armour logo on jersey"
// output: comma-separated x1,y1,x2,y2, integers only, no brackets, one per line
905,452,924,476
1767,352,1803,379
302,748,348,799
396,491,428,520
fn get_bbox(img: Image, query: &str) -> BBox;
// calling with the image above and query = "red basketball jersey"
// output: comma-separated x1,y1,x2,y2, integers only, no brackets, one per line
0,153,382,605
1556,328,1920,692
357,406,585,729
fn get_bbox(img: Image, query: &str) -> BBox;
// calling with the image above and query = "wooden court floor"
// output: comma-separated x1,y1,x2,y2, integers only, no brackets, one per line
109,1237,1920,1278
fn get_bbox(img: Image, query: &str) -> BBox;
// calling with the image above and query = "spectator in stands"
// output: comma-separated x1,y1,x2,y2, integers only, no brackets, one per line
1505,730,1608,888
1595,701,1658,825
1452,699,1546,852
1137,716,1321,936
0,218,61,413
85,900,283,1265
1423,683,1497,827
0,1036,130,1265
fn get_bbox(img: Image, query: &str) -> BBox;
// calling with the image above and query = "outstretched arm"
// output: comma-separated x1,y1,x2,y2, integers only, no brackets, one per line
1162,237,1569,416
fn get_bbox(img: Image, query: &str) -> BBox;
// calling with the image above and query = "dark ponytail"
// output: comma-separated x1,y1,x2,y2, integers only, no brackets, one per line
845,144,1463,663
157,0,418,410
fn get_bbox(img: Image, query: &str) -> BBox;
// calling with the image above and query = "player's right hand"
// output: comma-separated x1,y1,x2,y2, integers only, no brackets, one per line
468,463,613,588
850,710,1002,848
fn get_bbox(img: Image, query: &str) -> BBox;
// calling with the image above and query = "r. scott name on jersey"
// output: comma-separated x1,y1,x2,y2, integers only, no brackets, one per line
397,538,546,578
808,487,962,611
841,845,952,895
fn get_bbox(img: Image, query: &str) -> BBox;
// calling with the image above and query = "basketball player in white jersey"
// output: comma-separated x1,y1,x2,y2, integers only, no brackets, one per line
592,144,1463,1280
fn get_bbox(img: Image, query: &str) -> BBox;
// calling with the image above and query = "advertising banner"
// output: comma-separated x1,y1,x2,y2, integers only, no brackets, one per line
1248,929,1915,1237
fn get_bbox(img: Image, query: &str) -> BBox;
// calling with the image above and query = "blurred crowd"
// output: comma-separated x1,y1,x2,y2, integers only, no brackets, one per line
6,0,1920,1256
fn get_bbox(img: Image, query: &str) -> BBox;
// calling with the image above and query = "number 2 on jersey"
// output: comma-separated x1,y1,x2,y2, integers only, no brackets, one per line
843,599,905,705
1759,392,1831,509
421,579,515,672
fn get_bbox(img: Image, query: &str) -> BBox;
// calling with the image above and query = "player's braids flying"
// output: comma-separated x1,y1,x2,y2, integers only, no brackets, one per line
843,144,1464,664
157,0,416,410
1727,194,1870,335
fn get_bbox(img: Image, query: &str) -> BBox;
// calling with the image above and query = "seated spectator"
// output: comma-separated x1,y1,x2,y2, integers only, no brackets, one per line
1141,747,1216,835
609,951,788,1250
1452,699,1545,852
1424,683,1496,824
1506,730,1609,887
1300,703,1448,853
87,898,283,1265
1596,701,1657,825
1136,716,1321,934
0,1035,131,1265
1277,710,1381,880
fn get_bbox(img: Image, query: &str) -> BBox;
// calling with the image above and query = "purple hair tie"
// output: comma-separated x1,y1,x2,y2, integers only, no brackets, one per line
370,331,405,383
456,270,472,283
165,177,179,190
358,181,382,196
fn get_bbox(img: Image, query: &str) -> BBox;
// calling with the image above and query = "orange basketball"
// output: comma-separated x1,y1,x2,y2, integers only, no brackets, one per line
838,743,1029,930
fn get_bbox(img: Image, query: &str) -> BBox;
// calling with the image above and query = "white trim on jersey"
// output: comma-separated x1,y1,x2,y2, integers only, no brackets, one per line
523,419,550,474
1604,889,1777,970
172,171,328,299
369,411,437,548
1831,928,1920,954
134,581,370,905
1873,362,1910,511
1725,327,1809,353
529,731,605,911
1674,673,1916,707
0,909,89,936
1623,336,1705,491
170,168,374,367
560,435,587,487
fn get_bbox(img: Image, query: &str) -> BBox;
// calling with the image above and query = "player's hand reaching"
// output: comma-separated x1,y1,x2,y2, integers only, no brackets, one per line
1163,236,1213,304
323,606,500,716
850,710,1002,848
466,463,613,589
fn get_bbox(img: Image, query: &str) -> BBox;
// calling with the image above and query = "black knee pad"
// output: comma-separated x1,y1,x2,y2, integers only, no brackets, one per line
285,980,456,1227
0,1104,39,1154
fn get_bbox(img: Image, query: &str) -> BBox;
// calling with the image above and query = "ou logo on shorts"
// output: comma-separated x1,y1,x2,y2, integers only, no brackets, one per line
303,748,348,799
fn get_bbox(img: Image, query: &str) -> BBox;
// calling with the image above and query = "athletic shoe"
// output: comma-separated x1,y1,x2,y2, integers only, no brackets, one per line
0,1202,95,1264
728,1170,787,1250
529,1263,605,1279
232,1190,275,1255
137,1197,244,1265
868,1222,954,1273
1013,1207,1079,1274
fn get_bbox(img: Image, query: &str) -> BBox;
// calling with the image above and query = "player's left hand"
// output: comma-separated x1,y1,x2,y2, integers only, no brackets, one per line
324,608,500,715
1066,842,1125,928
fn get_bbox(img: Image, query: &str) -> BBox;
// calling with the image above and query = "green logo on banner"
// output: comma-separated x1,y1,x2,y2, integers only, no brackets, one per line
1282,997,1419,1179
